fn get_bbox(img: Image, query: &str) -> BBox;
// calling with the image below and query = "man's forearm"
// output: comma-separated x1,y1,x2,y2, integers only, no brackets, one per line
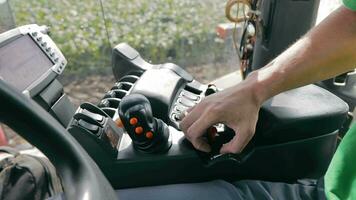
180,6,356,154
247,6,356,104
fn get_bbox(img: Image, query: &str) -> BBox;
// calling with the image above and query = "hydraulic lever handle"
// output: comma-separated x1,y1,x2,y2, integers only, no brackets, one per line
199,125,255,167
80,102,109,117
73,112,103,128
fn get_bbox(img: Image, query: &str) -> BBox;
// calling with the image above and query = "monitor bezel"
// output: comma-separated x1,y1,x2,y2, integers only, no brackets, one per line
0,24,67,97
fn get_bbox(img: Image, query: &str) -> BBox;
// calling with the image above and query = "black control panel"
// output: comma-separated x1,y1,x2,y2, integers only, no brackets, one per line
96,48,236,161
66,43,349,189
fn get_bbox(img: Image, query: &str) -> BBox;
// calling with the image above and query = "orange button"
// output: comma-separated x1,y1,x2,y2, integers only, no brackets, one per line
129,117,138,125
145,131,154,139
115,118,124,128
135,127,143,134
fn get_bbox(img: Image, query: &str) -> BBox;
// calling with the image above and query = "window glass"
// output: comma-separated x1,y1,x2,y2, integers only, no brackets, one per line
9,0,237,83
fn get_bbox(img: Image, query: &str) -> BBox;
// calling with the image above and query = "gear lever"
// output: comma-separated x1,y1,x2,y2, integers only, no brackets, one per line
118,94,171,153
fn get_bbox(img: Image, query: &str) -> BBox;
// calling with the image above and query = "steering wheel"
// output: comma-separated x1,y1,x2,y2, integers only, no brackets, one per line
0,81,117,200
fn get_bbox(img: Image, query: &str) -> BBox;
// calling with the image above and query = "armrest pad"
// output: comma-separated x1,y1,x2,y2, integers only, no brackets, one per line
255,84,349,144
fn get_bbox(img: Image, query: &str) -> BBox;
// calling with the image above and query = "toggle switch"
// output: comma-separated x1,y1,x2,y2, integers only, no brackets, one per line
78,119,99,134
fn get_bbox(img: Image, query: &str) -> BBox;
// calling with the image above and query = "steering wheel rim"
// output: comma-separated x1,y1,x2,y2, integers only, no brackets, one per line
0,81,117,200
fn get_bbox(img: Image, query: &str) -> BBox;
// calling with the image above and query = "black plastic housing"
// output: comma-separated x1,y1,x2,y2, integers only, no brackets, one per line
65,44,349,189
252,0,320,70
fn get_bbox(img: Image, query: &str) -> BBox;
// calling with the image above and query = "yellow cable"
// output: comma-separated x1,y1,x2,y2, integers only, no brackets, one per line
225,0,251,23
225,0,252,79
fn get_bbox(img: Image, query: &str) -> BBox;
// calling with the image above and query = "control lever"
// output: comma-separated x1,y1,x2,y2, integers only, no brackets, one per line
174,99,254,166
202,85,255,166
205,84,218,96
118,94,171,153
73,112,103,128
80,102,109,117
73,102,109,129
200,125,255,167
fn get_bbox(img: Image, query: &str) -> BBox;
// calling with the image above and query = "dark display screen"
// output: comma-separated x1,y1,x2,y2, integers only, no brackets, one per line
0,35,54,91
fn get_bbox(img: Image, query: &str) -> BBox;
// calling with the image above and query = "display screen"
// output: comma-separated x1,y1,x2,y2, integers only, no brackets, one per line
0,35,54,91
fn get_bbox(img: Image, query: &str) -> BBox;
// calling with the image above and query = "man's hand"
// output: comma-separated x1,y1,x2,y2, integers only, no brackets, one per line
180,79,262,154
181,7,356,154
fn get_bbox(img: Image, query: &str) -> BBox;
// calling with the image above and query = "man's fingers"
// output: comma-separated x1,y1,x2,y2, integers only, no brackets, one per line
186,107,194,113
184,112,217,153
190,137,211,153
179,105,201,132
186,111,216,140
220,127,254,154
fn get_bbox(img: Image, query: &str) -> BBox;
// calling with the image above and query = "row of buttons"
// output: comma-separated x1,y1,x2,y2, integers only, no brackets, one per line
99,77,137,110
99,85,130,109
115,117,154,139
31,31,65,69
98,73,141,117
171,90,200,122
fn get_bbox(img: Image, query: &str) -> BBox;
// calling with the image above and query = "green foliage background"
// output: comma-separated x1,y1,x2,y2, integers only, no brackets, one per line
10,0,229,72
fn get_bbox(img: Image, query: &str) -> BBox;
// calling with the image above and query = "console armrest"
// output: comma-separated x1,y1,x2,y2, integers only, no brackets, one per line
256,84,349,144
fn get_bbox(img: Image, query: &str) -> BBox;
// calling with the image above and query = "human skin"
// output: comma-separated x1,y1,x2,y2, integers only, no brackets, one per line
180,6,356,154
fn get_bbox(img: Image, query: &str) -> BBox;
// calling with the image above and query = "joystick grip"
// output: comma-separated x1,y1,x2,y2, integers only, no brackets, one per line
118,94,171,153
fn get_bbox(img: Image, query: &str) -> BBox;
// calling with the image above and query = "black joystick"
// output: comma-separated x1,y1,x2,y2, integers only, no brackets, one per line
118,94,171,153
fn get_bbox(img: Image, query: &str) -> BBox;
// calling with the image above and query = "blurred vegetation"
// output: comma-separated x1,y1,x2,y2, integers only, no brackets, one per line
10,0,229,72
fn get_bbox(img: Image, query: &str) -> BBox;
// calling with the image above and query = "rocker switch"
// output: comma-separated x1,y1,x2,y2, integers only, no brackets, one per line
178,97,196,107
78,119,99,134
81,109,104,123
181,91,199,101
